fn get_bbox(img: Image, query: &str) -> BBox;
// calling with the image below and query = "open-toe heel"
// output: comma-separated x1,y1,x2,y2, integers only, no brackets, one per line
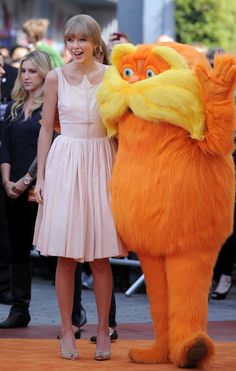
95,333,111,361
94,351,111,361
60,339,79,360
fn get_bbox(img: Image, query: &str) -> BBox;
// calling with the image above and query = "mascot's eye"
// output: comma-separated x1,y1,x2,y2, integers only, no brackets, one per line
146,69,156,78
123,67,134,78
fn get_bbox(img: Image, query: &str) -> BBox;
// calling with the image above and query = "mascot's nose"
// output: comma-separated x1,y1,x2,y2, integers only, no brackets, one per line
128,75,140,84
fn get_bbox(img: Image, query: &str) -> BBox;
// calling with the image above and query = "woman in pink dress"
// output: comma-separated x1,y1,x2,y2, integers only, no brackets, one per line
34,14,126,361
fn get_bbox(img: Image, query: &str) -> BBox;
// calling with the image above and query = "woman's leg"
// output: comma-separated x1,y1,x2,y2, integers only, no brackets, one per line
90,258,112,354
90,281,117,343
56,257,77,353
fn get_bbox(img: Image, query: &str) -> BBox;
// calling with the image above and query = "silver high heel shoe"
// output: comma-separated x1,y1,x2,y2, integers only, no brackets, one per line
94,333,111,361
94,351,111,361
60,339,79,360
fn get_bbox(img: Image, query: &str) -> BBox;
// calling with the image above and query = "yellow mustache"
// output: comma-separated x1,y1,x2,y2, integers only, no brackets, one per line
97,66,205,140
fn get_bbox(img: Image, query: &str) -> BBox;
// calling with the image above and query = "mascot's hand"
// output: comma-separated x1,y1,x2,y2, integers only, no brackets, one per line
195,55,236,102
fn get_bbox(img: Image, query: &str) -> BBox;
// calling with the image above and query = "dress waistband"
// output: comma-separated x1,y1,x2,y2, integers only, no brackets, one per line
60,123,107,139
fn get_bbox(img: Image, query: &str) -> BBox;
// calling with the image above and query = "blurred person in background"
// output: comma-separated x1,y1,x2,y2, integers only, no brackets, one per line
22,18,63,68
0,46,18,124
0,51,52,328
211,177,236,300
0,52,17,306
206,47,236,300
0,47,11,64
0,52,12,305
10,44,30,68
206,47,224,68
107,31,130,57
0,64,17,113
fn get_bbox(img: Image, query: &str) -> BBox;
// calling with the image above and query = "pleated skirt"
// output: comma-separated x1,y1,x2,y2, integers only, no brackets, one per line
33,135,126,262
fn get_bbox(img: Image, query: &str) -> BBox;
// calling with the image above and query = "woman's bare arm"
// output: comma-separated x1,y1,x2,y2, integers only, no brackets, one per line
35,70,58,203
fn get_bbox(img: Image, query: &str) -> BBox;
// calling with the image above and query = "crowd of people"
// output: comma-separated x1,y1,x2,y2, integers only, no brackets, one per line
0,13,235,363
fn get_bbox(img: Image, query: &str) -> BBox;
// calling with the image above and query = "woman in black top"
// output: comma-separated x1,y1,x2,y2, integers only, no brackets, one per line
0,50,52,328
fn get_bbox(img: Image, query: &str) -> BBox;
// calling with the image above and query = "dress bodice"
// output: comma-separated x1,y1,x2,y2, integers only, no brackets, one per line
55,68,107,139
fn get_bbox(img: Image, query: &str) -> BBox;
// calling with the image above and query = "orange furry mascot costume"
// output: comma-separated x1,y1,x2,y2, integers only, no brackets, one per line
97,43,236,368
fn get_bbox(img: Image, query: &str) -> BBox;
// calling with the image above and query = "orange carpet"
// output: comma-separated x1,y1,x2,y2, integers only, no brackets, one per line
0,339,235,370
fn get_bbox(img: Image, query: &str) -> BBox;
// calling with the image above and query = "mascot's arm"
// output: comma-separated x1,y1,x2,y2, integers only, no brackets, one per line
195,55,236,155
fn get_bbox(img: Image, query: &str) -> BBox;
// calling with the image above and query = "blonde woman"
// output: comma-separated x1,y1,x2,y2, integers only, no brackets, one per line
34,14,126,361
0,50,52,329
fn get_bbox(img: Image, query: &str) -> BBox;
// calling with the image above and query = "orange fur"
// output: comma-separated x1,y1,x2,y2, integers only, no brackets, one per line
99,42,236,368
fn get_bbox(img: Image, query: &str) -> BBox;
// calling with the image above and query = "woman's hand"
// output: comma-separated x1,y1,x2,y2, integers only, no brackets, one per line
12,178,29,196
4,181,20,199
34,178,44,204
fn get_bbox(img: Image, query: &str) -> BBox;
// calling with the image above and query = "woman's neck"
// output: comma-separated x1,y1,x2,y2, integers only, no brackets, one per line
27,90,39,101
63,60,105,85
71,58,97,74
23,90,40,117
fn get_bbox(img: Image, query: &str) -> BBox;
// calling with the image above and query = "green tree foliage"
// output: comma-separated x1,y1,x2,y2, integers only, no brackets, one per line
174,0,236,51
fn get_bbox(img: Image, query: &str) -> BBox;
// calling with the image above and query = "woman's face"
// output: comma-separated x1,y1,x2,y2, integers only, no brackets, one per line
21,60,44,93
0,55,5,79
66,34,95,64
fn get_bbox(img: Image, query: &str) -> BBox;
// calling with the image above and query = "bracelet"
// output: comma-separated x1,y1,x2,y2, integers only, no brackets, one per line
23,175,32,185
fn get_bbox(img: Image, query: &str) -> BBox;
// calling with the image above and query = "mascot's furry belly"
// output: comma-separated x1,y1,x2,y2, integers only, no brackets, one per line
111,115,235,256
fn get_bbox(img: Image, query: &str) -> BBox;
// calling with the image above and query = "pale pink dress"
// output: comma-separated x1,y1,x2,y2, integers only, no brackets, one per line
34,68,126,262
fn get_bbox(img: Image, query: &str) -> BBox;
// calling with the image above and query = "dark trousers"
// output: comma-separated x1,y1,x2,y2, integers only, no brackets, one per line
0,179,11,294
6,192,38,264
213,232,236,281
213,209,236,281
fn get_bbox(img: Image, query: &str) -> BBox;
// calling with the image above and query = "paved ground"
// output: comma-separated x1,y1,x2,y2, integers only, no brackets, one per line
0,255,236,342
0,273,235,326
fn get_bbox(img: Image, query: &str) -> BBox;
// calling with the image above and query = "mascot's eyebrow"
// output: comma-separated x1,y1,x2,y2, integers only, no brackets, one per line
137,60,144,74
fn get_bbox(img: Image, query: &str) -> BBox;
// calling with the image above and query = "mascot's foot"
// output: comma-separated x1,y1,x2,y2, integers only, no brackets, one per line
129,345,169,364
178,340,208,368
174,332,215,369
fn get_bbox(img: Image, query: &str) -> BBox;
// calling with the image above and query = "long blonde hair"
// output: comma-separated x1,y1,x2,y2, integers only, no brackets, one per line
10,50,52,119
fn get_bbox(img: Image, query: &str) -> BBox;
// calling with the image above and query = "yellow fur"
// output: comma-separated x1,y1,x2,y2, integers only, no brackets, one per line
111,43,136,69
152,46,188,70
97,64,205,140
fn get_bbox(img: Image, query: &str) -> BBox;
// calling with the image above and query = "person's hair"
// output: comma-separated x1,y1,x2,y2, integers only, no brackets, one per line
10,44,30,64
109,31,129,43
22,18,49,43
10,50,52,119
94,39,109,65
64,14,101,48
